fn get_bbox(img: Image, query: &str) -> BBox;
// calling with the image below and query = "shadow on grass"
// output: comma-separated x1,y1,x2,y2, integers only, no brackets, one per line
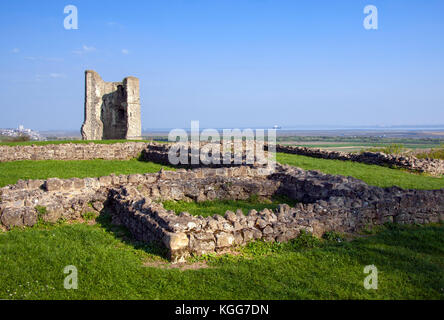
322,224,444,297
95,206,169,261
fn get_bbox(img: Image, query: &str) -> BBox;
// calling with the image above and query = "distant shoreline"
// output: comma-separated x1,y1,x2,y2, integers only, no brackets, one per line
33,128,444,139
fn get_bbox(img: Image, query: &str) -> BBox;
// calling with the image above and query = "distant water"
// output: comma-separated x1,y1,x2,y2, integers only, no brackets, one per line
144,126,444,132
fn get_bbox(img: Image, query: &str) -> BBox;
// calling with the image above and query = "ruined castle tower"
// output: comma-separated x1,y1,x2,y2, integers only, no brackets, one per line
81,70,142,140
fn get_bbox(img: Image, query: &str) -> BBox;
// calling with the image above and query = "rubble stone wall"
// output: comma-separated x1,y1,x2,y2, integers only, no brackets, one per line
108,165,444,261
276,145,444,176
0,142,149,162
0,166,270,230
1,141,442,178
2,163,442,261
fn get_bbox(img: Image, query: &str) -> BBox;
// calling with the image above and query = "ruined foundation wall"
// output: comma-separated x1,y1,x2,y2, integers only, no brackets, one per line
109,165,444,261
0,142,149,162
1,165,443,261
1,141,442,177
0,166,270,229
276,145,444,176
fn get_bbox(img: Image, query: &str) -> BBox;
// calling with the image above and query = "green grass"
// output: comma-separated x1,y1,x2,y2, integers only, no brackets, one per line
416,145,444,160
162,195,298,217
361,144,406,155
0,215,442,299
1,153,443,190
277,153,444,190
0,159,174,187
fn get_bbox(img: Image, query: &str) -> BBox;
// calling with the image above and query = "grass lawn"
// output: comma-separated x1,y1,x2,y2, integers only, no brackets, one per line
0,214,442,299
162,195,298,217
0,152,443,190
276,153,444,190
0,159,174,187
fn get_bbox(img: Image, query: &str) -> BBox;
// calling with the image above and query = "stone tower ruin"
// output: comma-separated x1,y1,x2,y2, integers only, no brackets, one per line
81,70,142,140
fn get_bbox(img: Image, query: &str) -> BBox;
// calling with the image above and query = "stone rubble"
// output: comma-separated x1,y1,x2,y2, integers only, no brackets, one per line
276,145,444,176
1,164,442,262
1,141,442,177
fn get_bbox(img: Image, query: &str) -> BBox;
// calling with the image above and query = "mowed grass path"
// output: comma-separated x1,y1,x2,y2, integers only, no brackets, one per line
277,153,444,190
0,218,443,299
0,159,174,187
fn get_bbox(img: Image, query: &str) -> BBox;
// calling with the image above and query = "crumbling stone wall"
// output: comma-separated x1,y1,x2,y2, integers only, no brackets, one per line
1,165,443,262
108,164,444,261
0,142,149,162
140,142,270,167
276,145,444,176
1,141,442,176
0,166,270,229
81,70,141,140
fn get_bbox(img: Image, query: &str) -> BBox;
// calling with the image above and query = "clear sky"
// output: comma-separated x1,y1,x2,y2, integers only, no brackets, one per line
1,0,443,131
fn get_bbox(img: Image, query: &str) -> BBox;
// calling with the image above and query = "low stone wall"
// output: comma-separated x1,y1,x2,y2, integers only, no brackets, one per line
107,165,444,261
2,141,442,178
1,163,443,261
0,142,150,162
0,166,270,229
140,142,269,167
276,145,444,176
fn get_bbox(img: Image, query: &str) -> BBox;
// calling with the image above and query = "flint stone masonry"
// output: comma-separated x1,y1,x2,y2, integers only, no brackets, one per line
81,70,141,140
0,142,150,162
276,145,444,176
1,164,443,262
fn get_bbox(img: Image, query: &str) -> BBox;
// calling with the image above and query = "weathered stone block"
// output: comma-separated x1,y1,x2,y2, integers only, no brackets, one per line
224,210,237,223
62,179,74,190
162,232,189,251
72,178,85,189
45,178,63,191
191,239,216,255
43,204,64,223
92,201,104,212
128,174,143,184
1,207,24,227
23,208,38,226
215,232,235,248
27,179,44,190
99,176,112,187
144,173,157,183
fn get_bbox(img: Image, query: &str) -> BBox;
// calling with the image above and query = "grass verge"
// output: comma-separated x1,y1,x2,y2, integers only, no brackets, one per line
0,153,442,190
0,215,442,299
276,153,444,190
0,159,174,187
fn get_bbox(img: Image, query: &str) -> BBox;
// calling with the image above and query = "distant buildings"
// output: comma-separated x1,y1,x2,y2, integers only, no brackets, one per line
0,125,45,141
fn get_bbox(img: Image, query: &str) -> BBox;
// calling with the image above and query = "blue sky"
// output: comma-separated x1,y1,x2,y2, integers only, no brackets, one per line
1,0,443,131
